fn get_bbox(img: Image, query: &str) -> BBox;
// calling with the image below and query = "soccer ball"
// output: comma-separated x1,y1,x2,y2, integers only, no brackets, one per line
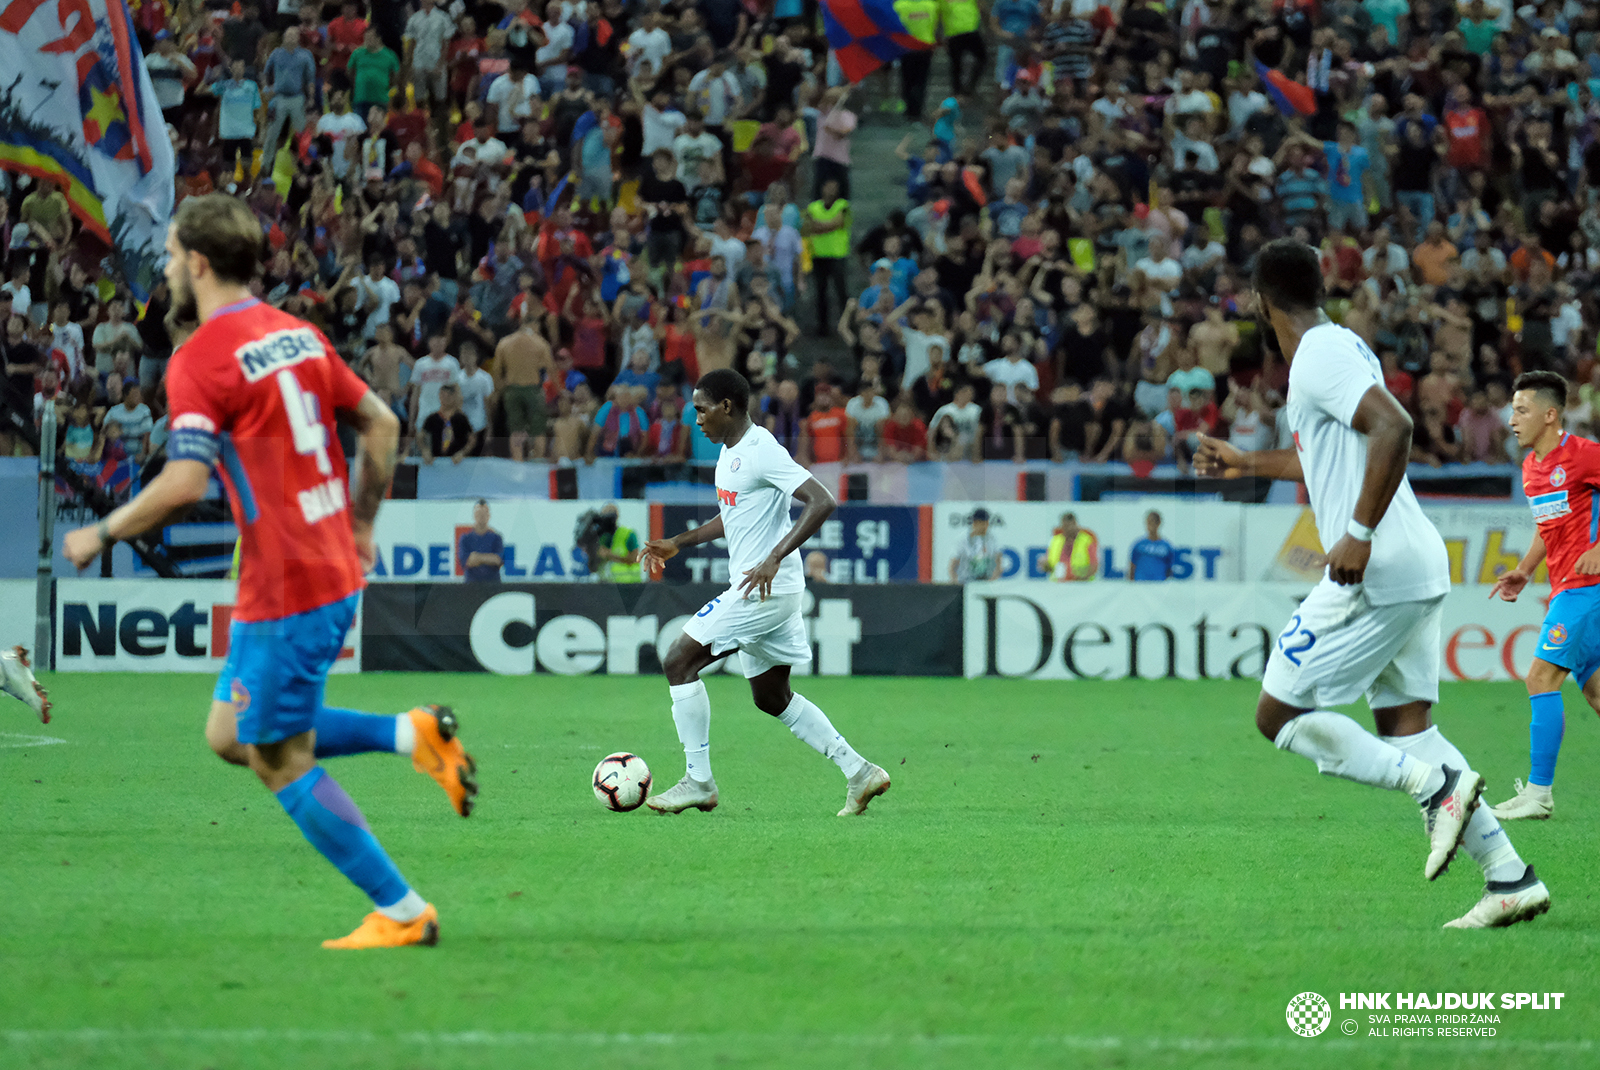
592,752,652,812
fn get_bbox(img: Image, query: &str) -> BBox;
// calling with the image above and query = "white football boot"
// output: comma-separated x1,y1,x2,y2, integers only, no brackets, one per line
1444,865,1551,929
1422,765,1485,881
645,775,719,814
838,763,891,816
1490,779,1553,821
1,646,50,723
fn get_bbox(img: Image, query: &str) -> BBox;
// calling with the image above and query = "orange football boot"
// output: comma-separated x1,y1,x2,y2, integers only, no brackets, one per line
322,903,439,949
408,705,478,817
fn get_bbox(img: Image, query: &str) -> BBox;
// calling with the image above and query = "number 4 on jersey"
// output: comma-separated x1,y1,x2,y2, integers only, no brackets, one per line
277,370,347,525
278,370,333,476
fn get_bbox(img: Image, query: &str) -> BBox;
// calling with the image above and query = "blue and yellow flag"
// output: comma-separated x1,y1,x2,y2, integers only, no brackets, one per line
0,0,176,307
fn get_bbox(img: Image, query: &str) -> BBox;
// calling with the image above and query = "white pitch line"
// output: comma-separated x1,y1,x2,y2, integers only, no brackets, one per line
1,1030,1593,1053
0,732,66,748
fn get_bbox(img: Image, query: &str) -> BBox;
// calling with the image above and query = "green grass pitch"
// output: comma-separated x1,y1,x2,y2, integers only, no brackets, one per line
3,674,1598,1070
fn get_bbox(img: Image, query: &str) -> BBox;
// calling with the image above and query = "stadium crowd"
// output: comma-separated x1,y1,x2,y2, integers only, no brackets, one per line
1,0,1599,484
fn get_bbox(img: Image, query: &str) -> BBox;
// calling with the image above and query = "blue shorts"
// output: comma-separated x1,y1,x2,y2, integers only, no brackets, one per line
213,593,359,745
1535,585,1600,687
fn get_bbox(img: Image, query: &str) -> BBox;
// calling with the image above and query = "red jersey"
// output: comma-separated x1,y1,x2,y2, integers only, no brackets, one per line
166,298,369,621
1523,432,1600,595
1445,106,1488,170
326,15,368,70
805,406,848,462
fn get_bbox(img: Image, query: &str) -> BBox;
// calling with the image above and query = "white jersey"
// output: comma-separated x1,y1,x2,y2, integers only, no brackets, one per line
714,424,813,597
1285,322,1450,606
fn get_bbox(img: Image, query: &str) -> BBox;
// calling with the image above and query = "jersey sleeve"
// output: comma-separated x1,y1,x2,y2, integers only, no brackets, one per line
1579,438,1600,490
164,348,228,467
758,433,814,497
1294,336,1380,427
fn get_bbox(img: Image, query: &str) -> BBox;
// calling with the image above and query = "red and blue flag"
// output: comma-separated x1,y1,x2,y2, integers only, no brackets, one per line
822,0,933,84
0,0,176,310
1253,59,1316,117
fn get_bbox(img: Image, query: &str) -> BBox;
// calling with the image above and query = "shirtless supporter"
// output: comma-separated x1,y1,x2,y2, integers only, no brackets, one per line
495,321,554,461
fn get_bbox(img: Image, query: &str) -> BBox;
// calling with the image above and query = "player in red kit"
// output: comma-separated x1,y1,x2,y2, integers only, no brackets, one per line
1490,371,1600,821
63,195,476,949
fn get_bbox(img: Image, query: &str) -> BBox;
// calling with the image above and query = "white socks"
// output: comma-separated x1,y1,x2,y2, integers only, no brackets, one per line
1275,711,1443,802
393,714,415,756
779,693,867,778
1382,726,1525,883
667,683,865,782
376,888,427,922
670,680,713,783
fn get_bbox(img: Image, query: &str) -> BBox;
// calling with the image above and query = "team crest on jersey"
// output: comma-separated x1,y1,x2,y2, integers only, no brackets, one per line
234,327,324,382
1552,466,1567,487
1549,624,1569,646
730,457,742,471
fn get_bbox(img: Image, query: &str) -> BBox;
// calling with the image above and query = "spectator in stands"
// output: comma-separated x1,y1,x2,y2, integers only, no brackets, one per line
459,499,504,582
12,0,1596,495
409,332,461,443
882,397,928,462
421,382,474,465
588,386,650,461
456,346,494,456
639,395,689,463
929,382,982,462
105,382,153,463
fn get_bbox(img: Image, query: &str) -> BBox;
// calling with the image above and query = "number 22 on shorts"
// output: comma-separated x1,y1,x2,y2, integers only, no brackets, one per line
1277,614,1317,666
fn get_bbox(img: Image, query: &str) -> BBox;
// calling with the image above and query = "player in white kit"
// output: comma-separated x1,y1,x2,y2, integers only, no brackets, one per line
1196,240,1548,928
640,369,892,817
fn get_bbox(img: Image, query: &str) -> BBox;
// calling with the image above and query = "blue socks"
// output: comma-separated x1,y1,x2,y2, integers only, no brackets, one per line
274,766,410,909
1528,691,1565,787
314,708,398,758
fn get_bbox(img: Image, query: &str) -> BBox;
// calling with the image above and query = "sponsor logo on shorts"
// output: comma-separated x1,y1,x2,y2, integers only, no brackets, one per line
717,487,738,507
1551,466,1567,487
1529,490,1571,522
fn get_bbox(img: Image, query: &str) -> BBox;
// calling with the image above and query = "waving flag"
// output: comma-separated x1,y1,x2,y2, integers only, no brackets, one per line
1253,59,1316,118
822,0,933,84
0,0,176,307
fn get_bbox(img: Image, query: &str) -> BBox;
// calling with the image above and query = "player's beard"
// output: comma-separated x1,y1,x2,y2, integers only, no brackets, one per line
169,262,199,326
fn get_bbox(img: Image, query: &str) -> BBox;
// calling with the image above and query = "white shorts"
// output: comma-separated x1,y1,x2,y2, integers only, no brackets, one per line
1261,580,1442,711
682,590,812,679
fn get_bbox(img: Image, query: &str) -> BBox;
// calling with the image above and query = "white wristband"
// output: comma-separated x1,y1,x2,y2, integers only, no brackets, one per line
1347,519,1374,543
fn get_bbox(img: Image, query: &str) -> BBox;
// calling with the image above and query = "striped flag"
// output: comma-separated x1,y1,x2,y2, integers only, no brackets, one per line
822,0,933,84
0,0,176,308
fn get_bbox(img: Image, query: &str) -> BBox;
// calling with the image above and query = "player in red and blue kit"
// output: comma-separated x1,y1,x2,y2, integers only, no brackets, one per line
1489,371,1600,821
63,195,475,948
